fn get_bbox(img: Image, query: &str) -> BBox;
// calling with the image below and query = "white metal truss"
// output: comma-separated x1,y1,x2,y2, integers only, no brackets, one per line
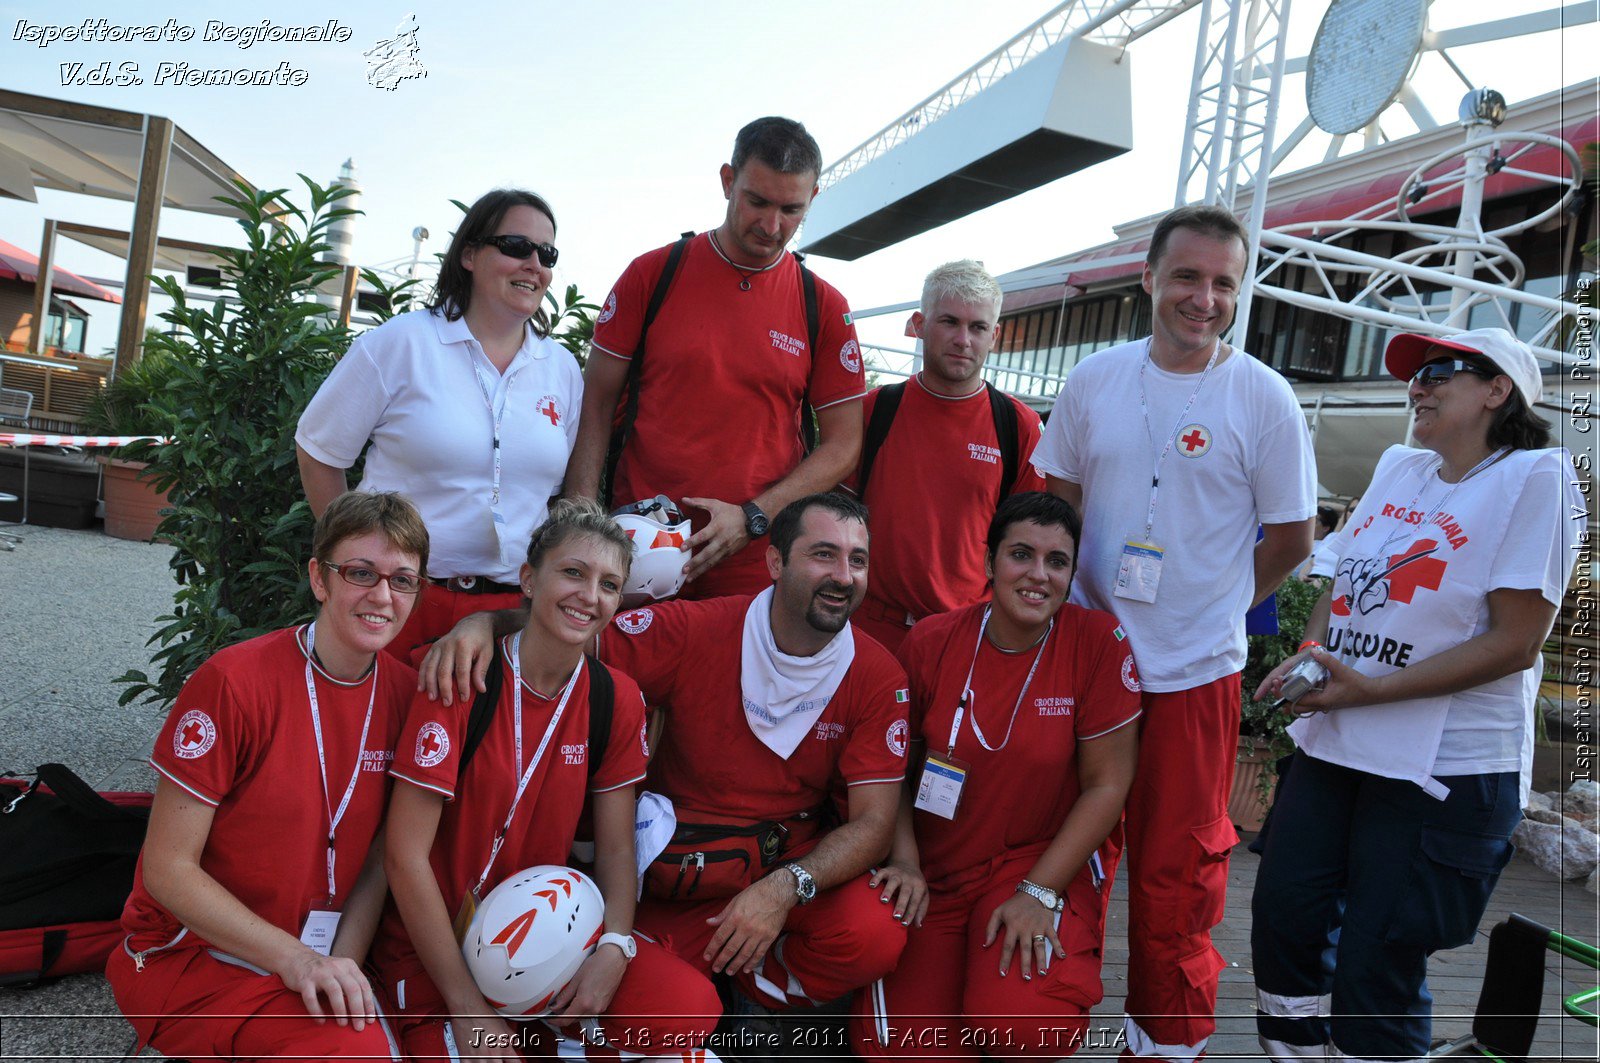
1173,0,1291,211
818,0,1201,190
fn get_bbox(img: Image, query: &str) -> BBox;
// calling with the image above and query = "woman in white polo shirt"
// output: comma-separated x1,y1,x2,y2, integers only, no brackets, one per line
297,189,581,663
1249,328,1584,1062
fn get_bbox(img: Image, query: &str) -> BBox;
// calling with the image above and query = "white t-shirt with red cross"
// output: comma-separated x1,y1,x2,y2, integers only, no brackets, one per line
1292,445,1584,796
124,627,413,950
855,376,1046,620
899,603,1142,887
371,648,648,985
600,597,909,834
296,308,581,583
1030,340,1317,691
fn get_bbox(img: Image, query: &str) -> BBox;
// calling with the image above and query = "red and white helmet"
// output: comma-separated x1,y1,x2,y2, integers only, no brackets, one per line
461,865,605,1020
612,495,692,607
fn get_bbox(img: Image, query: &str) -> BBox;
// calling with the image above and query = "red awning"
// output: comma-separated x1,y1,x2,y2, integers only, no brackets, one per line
0,238,122,303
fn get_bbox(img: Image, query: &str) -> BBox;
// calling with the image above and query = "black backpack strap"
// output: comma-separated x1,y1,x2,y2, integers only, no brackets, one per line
796,252,821,454
604,232,695,505
585,655,615,781
457,652,506,777
985,383,1021,501
33,764,139,822
857,382,907,496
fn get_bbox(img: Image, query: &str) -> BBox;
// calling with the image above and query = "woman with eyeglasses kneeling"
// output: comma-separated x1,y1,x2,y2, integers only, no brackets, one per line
297,189,580,665
851,492,1142,1061
371,499,720,1062
106,490,429,1061
1251,328,1585,1062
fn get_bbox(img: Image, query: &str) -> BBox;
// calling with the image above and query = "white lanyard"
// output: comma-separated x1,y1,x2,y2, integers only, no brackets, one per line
1374,448,1509,557
301,623,377,906
468,350,525,509
1136,338,1221,540
470,633,583,899
945,607,1053,757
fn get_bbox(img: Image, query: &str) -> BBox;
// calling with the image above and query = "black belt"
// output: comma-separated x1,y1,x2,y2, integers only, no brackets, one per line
429,576,522,596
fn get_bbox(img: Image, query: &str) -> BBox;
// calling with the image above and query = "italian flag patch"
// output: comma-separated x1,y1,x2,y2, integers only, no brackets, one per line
895,688,909,703
842,312,854,326
1113,626,1127,641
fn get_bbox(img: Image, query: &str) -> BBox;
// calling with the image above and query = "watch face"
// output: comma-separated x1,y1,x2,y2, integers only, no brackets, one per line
749,514,769,537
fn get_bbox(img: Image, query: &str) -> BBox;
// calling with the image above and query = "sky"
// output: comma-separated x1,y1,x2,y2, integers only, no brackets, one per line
2,0,1595,355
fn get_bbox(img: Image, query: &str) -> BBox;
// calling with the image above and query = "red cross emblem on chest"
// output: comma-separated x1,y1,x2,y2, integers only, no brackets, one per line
538,398,560,426
1177,423,1212,457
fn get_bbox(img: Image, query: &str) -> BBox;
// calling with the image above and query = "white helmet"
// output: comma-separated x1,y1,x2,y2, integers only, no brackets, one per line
611,495,692,607
462,866,605,1020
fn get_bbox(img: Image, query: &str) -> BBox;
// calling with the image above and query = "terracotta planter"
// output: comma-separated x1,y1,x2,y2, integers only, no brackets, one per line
1229,737,1277,833
97,457,170,542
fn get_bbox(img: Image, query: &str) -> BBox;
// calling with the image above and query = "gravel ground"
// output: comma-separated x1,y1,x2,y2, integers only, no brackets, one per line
0,524,175,1061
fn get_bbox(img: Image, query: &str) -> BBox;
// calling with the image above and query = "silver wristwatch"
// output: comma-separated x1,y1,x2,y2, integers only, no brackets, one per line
1016,878,1064,912
783,862,817,905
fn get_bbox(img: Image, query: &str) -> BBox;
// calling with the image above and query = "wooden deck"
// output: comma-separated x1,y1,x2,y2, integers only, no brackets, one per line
1087,838,1600,1061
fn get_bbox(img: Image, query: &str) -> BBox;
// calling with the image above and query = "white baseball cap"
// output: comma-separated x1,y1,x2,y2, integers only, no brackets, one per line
1385,327,1543,405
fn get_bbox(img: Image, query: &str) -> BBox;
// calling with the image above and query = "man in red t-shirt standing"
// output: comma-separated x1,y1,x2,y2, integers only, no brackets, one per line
852,260,1045,652
569,117,866,599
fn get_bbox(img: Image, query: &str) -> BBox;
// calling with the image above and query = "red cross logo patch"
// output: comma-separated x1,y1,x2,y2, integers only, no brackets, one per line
1177,423,1212,458
615,608,654,635
173,709,216,760
415,722,450,768
536,395,562,427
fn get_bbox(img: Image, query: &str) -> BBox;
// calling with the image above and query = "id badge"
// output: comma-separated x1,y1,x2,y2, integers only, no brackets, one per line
914,753,969,821
299,910,341,956
452,890,478,946
1114,540,1165,603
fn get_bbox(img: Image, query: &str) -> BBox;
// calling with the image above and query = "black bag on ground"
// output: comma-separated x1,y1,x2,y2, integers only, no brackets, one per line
0,763,152,986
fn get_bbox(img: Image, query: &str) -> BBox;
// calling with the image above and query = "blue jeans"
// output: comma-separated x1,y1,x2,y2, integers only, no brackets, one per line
1250,753,1519,1060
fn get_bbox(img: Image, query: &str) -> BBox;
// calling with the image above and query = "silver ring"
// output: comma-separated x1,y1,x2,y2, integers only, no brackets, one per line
1032,934,1047,943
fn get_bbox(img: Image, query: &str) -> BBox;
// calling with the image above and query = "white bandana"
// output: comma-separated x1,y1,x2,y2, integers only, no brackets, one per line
740,587,856,760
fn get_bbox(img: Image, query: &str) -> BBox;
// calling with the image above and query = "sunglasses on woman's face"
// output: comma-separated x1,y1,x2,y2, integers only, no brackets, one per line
1411,359,1495,388
479,234,559,268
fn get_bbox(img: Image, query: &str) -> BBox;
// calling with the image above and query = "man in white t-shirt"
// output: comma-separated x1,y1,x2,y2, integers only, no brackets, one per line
1031,204,1317,1062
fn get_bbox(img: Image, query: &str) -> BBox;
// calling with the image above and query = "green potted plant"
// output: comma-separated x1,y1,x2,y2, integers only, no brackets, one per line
1233,574,1324,830
79,339,181,541
114,177,357,706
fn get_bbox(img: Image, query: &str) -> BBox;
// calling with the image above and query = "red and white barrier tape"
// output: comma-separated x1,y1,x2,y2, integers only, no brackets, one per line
0,433,171,447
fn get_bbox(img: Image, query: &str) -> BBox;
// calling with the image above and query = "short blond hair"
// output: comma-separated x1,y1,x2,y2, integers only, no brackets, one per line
921,260,1003,321
313,491,430,576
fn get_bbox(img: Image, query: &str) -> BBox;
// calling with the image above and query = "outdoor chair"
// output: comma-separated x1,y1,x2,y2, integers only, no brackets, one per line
0,380,34,548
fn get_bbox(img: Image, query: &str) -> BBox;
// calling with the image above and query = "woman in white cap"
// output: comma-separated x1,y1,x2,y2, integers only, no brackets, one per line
1249,327,1584,1061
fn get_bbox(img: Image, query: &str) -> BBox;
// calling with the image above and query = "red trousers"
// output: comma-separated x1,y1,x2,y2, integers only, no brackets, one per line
383,937,719,1060
635,873,906,1008
387,583,525,666
1116,674,1242,1060
106,941,398,1062
849,846,1117,1062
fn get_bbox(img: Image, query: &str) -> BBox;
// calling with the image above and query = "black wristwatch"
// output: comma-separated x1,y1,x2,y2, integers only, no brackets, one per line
741,501,769,538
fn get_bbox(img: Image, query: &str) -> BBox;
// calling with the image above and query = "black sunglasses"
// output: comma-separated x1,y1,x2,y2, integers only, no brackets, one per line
479,234,559,268
1412,359,1495,388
